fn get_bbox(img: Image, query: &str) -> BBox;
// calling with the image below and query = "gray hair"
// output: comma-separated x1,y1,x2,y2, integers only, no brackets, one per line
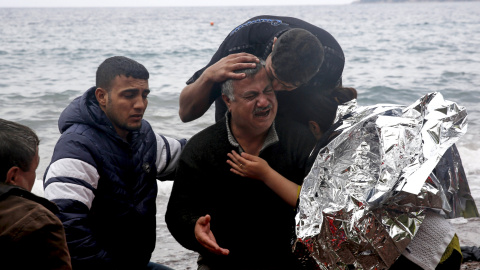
0,119,39,182
221,59,266,101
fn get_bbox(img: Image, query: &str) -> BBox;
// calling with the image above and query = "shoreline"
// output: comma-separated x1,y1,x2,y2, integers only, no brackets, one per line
153,182,480,268
32,180,480,268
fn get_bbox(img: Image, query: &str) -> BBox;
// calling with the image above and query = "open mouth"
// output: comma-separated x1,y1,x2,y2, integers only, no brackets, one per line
254,109,271,118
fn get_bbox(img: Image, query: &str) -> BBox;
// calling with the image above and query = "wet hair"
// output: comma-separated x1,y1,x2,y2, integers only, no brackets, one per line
221,59,266,101
293,86,357,133
96,56,149,91
0,119,39,182
270,29,324,87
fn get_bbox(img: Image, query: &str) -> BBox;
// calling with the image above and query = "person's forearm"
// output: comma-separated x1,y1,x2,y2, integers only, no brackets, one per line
178,74,215,122
263,169,299,207
179,53,259,122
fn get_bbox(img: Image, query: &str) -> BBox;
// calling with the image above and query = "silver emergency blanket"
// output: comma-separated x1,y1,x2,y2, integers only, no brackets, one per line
295,92,479,269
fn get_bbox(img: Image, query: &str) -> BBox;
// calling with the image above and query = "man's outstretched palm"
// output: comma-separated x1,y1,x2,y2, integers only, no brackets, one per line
194,214,230,256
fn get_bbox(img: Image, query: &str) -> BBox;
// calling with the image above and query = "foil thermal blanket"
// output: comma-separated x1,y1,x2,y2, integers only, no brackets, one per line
295,92,478,269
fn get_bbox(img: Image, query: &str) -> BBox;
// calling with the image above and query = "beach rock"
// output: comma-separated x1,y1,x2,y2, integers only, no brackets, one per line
451,217,480,269
462,246,480,261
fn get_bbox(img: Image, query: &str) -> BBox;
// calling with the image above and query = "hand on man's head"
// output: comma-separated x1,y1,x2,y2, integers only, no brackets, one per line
205,53,259,84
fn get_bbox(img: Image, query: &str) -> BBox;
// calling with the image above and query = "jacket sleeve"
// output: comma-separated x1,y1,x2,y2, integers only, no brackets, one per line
43,132,113,268
155,133,187,180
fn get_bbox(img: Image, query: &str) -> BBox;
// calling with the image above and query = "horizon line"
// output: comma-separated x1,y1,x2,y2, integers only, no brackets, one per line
0,3,354,8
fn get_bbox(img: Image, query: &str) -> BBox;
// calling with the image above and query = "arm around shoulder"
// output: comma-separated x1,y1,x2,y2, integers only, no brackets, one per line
155,134,187,180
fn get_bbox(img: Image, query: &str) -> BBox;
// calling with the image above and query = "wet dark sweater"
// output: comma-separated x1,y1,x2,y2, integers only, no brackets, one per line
166,118,315,270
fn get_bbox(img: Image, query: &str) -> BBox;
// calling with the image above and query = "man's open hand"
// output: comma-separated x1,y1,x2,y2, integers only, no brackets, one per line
195,214,230,256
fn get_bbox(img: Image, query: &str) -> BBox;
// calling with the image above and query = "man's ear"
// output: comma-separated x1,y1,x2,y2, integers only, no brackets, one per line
95,88,108,107
222,94,232,112
308,121,323,141
5,166,20,186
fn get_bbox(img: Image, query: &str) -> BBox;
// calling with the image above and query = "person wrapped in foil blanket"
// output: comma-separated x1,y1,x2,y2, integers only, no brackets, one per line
295,92,479,270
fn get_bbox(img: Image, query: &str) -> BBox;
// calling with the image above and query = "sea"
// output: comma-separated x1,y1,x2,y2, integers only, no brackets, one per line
1,2,479,268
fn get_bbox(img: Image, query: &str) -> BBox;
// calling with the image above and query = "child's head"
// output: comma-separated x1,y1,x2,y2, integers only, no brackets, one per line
294,86,357,140
0,118,40,191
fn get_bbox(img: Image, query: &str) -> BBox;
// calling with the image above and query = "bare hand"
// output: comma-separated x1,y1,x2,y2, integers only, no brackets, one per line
194,215,229,256
204,53,259,83
226,150,272,181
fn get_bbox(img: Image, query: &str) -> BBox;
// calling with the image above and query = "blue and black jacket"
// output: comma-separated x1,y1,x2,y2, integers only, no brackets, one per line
44,87,185,269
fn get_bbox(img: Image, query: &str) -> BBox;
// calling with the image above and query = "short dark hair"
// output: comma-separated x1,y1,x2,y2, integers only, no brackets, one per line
221,59,266,101
0,119,40,182
96,56,149,90
270,29,324,87
292,86,357,132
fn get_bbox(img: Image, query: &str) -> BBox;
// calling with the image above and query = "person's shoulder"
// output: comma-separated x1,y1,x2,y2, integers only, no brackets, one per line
61,122,93,136
137,118,156,141
2,186,59,213
0,193,60,231
191,120,225,140
184,120,226,150
246,15,315,29
227,16,291,40
140,118,153,131
275,117,316,150
275,117,310,136
247,15,297,23
56,123,101,153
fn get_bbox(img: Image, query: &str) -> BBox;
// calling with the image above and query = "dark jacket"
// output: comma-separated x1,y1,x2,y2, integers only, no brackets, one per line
186,15,345,122
166,117,315,270
0,183,72,270
43,87,184,269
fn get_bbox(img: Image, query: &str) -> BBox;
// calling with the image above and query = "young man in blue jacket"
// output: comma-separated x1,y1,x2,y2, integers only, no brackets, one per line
44,56,185,270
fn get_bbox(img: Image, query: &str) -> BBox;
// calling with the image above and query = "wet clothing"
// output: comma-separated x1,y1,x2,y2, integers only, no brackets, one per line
186,15,345,122
165,116,315,270
0,183,72,270
43,87,185,269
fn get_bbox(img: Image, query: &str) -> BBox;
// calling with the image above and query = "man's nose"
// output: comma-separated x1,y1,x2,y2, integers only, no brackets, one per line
256,93,270,107
133,96,147,110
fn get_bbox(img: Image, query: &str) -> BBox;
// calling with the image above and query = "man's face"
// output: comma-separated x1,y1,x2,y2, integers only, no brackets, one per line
265,54,299,91
225,68,277,136
100,75,150,139
14,147,39,191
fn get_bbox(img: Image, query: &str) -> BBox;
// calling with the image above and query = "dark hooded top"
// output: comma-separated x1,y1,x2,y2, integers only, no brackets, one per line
186,15,345,122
